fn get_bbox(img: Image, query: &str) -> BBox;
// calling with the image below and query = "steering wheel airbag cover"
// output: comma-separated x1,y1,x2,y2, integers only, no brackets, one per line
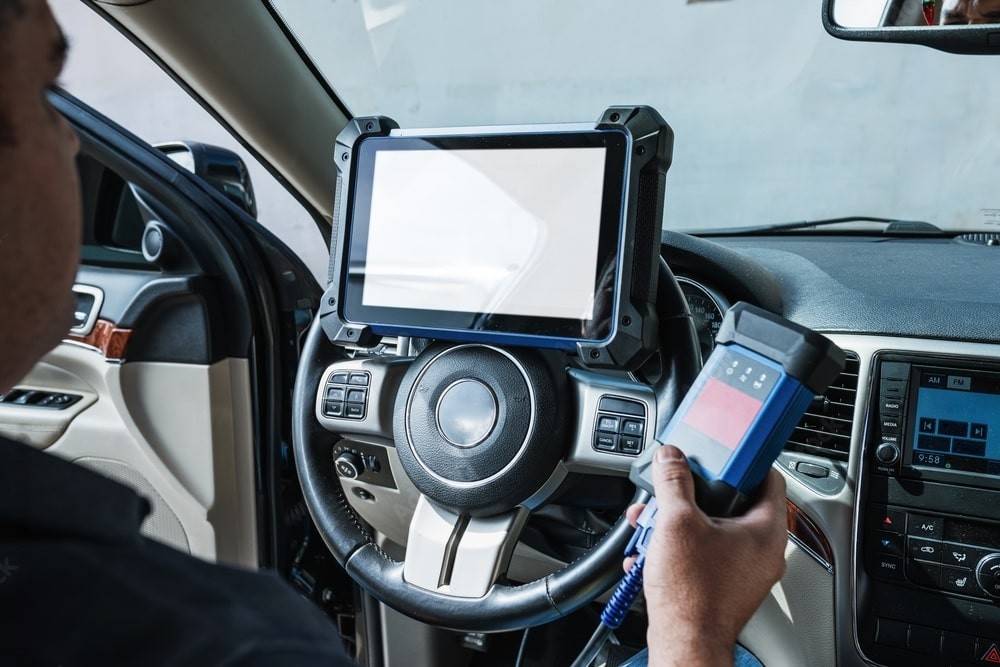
394,344,566,516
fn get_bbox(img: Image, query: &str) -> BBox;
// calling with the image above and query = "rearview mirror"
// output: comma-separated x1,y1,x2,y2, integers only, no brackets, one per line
824,0,1000,53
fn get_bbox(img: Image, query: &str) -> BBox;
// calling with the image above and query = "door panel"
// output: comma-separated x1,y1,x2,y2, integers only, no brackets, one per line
2,336,258,566
0,123,261,568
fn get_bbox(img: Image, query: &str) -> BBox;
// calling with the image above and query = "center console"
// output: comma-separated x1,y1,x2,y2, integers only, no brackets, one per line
857,353,1000,666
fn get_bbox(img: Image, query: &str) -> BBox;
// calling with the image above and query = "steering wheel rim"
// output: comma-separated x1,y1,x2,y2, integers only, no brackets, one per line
291,257,700,632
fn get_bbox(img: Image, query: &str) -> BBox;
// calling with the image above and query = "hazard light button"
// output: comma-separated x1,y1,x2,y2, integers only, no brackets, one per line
976,639,1000,664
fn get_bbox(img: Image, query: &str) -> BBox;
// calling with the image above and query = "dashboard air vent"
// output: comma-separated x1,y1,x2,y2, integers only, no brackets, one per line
784,351,860,461
956,233,1000,246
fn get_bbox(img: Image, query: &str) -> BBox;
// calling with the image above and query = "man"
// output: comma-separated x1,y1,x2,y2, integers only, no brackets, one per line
938,0,1000,23
0,1,787,664
623,448,786,667
0,2,354,664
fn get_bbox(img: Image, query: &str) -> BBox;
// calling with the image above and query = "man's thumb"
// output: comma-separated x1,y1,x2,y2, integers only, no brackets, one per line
652,444,697,506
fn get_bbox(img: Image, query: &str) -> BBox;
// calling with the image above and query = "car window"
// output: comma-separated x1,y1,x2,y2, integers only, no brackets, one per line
50,0,329,282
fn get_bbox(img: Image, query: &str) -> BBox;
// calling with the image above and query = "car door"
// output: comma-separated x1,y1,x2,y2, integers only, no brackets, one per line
0,90,321,571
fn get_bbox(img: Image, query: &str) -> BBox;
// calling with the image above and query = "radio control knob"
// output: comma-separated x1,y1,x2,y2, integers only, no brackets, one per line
334,451,364,479
875,442,900,465
976,554,1000,598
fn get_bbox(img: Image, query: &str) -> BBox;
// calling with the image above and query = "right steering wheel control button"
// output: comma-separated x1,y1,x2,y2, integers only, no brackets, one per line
597,416,619,433
595,433,618,451
619,436,642,454
592,397,647,455
621,420,644,437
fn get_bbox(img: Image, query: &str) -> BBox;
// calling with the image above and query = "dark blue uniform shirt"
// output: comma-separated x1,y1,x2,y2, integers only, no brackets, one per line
0,435,353,666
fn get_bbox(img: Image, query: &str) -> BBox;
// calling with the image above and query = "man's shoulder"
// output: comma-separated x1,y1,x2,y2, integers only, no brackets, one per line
0,435,353,665
0,433,149,541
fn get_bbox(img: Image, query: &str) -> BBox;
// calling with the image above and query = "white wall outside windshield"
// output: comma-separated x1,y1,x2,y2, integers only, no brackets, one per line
363,147,605,319
273,0,1000,232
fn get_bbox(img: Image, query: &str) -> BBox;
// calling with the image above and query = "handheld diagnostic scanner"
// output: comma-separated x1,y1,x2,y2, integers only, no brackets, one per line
630,302,846,517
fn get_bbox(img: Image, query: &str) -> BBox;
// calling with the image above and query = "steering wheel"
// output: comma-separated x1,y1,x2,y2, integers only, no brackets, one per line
291,258,701,632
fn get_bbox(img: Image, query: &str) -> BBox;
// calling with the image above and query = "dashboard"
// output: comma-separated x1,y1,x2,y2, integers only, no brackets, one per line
320,227,1000,667
666,230,1000,667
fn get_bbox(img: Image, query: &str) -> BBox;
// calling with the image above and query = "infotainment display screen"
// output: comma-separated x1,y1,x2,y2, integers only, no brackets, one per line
909,367,1000,475
340,129,630,346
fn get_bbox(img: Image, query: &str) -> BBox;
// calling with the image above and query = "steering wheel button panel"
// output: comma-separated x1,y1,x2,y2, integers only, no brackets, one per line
321,370,372,420
591,406,646,456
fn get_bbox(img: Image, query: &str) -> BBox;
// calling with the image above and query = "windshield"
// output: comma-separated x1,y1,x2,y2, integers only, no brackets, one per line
271,0,1000,233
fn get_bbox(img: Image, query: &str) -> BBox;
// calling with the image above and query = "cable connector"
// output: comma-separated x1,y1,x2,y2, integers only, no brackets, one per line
599,498,658,630
624,497,658,561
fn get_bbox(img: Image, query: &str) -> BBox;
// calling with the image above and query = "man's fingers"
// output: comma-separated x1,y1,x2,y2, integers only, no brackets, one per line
742,468,788,528
651,445,697,507
626,503,645,528
622,554,638,573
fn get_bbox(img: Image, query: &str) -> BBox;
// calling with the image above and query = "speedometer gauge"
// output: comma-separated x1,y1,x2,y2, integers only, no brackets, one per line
677,277,730,361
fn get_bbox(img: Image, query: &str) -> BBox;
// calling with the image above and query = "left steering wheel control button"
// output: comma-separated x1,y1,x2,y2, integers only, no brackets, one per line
592,396,646,456
324,370,371,420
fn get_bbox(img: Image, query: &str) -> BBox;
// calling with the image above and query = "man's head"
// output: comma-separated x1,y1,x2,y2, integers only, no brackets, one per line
0,0,81,393
939,0,1000,24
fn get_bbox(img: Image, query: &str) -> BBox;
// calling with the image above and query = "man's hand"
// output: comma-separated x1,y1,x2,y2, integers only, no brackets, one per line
624,445,787,667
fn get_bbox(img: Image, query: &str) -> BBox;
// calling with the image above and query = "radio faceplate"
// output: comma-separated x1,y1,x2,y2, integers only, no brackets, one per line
857,353,1000,666
870,355,1000,488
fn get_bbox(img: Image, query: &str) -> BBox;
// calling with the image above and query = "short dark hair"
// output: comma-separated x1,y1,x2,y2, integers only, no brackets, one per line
0,0,27,146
